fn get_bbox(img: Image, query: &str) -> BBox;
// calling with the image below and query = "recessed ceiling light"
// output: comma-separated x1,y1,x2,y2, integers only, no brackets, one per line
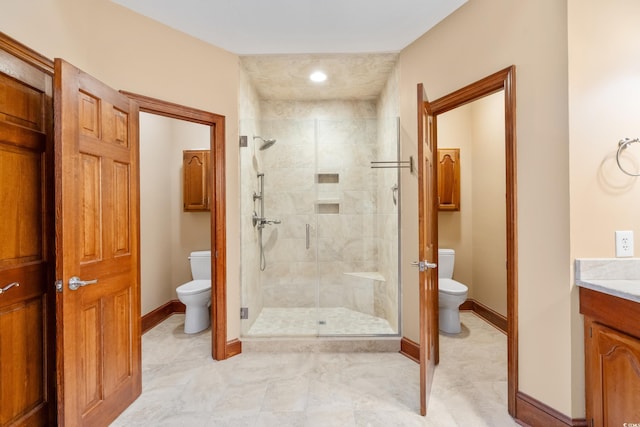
309,71,327,82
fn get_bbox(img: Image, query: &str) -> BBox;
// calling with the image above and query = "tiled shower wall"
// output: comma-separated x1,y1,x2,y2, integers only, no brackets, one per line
256,100,399,331
239,68,263,333
259,100,377,314
375,63,400,331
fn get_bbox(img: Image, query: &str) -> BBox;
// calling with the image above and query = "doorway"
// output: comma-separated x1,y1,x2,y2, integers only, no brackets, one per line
138,113,210,318
437,91,507,325
122,92,229,360
430,66,517,415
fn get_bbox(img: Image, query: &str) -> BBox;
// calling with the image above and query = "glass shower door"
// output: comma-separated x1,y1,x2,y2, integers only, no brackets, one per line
315,117,400,336
240,116,400,337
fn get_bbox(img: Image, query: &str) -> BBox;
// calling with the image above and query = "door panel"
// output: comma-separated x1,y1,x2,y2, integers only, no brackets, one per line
0,46,54,426
417,83,438,416
55,58,141,427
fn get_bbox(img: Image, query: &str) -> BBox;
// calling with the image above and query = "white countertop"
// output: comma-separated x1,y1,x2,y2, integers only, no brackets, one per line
575,258,640,303
576,278,640,303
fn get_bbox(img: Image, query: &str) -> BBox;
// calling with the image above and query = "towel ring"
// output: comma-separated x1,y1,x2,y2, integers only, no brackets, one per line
616,138,640,176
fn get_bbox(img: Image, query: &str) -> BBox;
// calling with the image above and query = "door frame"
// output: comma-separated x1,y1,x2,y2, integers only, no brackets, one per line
429,66,517,415
120,91,230,361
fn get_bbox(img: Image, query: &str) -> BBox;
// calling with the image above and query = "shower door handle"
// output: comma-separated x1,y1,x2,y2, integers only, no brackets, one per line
306,224,310,249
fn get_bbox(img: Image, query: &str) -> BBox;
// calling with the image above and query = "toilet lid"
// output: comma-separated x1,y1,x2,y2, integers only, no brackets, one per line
439,278,468,296
177,279,211,295
189,250,211,258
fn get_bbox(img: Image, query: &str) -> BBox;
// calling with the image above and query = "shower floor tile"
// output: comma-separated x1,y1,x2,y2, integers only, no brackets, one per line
246,307,396,336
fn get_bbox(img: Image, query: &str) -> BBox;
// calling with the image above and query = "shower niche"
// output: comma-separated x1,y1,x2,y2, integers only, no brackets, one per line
239,109,401,338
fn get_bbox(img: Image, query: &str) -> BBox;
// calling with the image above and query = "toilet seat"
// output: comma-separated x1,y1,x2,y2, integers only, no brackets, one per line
176,279,211,295
439,278,467,296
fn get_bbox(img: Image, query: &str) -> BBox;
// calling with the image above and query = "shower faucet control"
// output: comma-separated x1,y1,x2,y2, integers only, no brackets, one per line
252,212,282,229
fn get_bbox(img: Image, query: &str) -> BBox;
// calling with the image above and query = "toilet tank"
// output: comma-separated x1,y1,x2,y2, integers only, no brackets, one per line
189,250,212,280
438,248,455,279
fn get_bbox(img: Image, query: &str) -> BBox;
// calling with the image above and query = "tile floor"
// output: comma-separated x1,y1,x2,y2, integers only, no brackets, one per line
110,312,518,426
247,307,396,336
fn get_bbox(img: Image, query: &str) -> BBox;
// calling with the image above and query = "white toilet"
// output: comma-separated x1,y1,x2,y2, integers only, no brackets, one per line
438,249,469,334
176,250,212,334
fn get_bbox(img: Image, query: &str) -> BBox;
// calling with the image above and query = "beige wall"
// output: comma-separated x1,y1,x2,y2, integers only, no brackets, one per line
140,113,173,315
438,103,474,288
140,114,211,316
568,0,640,258
0,0,242,338
399,0,573,417
169,120,212,293
471,93,507,316
568,0,640,416
438,92,506,316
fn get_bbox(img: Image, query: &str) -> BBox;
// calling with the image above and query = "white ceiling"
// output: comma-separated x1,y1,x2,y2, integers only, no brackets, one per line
111,0,467,100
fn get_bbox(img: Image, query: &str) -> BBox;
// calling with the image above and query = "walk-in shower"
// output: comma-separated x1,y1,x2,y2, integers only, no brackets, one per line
240,109,401,338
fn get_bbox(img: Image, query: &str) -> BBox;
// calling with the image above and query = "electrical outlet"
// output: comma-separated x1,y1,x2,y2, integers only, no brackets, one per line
615,230,634,257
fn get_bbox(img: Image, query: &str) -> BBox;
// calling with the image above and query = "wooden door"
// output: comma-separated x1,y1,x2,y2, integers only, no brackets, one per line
0,46,55,427
54,59,141,426
417,83,439,416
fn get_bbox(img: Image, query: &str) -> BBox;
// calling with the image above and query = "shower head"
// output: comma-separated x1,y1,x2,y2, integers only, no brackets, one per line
253,136,277,150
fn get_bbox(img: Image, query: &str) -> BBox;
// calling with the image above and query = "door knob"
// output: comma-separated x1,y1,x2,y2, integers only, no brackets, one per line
411,261,437,272
69,276,98,291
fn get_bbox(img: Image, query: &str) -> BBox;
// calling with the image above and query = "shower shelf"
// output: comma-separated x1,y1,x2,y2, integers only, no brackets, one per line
315,200,340,214
343,272,386,282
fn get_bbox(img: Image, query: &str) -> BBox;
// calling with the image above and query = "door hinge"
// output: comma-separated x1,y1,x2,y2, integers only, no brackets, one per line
590,418,594,427
55,280,63,293
215,250,219,258
589,327,592,338
240,307,248,319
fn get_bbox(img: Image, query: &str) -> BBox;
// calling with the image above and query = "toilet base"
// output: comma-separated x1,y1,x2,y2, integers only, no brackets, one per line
184,305,210,334
439,307,462,334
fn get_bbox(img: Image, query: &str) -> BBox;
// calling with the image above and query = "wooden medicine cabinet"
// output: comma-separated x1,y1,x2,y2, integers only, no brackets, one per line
437,148,460,211
183,149,210,211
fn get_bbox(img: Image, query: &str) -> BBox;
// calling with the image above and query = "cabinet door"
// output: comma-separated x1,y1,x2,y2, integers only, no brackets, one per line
183,150,210,211
437,148,460,211
590,322,640,427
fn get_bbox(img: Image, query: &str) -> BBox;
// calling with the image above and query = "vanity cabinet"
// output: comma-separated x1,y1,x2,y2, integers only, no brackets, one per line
183,150,210,211
579,287,640,427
